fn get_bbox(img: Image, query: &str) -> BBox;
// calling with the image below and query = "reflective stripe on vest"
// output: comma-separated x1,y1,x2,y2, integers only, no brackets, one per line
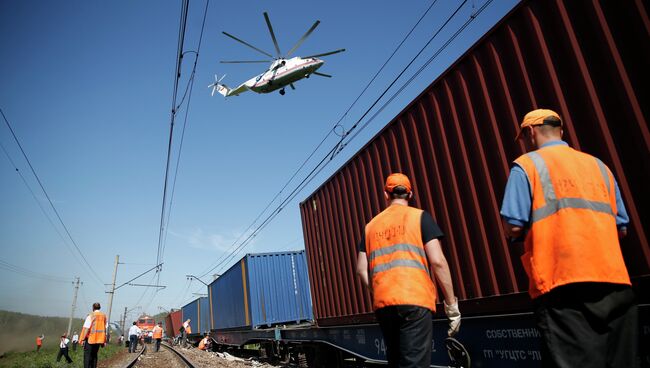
365,205,436,311
87,311,107,344
514,145,630,298
527,151,614,223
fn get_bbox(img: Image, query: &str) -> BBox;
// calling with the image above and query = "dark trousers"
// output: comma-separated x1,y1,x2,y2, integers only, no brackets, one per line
129,335,138,353
57,347,73,363
72,341,78,351
155,338,161,352
376,305,432,368
83,342,101,368
534,283,638,368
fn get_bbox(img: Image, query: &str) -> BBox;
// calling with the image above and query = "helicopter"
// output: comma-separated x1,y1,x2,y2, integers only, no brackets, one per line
209,12,345,97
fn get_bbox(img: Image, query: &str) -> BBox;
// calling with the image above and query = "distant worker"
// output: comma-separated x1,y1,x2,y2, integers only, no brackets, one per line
501,109,638,367
36,334,44,352
182,319,191,346
198,334,211,351
152,322,164,352
56,333,73,364
71,331,79,351
356,173,460,367
127,322,142,353
79,302,107,368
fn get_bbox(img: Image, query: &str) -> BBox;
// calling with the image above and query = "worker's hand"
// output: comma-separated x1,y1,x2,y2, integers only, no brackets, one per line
444,298,461,336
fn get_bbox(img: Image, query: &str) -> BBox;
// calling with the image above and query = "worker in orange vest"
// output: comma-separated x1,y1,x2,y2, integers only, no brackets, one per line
36,335,44,352
79,302,107,368
501,109,638,367
152,322,164,352
198,334,210,351
181,319,191,347
356,173,460,367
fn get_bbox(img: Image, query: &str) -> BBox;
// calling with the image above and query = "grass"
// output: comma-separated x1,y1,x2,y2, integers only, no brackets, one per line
0,343,122,368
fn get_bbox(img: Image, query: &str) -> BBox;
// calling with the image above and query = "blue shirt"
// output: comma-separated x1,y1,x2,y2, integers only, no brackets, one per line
500,140,629,228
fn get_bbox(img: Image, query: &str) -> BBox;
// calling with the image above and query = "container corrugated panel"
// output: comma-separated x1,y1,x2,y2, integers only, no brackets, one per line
181,299,199,333
165,310,182,337
247,251,313,327
210,259,248,330
210,251,314,330
300,0,650,326
199,296,210,334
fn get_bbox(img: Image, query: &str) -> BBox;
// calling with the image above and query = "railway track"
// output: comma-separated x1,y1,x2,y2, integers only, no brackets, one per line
120,342,196,368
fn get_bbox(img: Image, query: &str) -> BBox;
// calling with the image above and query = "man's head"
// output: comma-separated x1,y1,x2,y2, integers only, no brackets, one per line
384,173,413,201
516,109,563,149
92,302,101,311
158,322,162,326
133,321,137,326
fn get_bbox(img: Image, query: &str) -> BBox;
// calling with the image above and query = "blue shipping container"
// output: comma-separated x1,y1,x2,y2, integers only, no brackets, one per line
209,250,313,330
199,296,210,333
181,298,198,334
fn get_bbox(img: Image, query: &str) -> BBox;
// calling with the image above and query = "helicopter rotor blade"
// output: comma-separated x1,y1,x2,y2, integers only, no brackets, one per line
303,48,346,59
222,31,274,58
312,71,332,78
286,20,320,57
220,60,271,64
218,74,227,82
263,12,282,57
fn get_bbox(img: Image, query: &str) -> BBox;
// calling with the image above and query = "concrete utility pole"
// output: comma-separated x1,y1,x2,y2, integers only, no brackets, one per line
67,277,81,336
122,306,127,336
106,255,120,335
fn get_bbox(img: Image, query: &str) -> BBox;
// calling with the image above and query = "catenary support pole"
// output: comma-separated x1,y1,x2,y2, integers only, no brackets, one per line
106,255,119,338
66,277,81,336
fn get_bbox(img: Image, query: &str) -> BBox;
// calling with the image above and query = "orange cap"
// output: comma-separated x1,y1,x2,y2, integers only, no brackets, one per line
385,173,412,193
515,109,562,140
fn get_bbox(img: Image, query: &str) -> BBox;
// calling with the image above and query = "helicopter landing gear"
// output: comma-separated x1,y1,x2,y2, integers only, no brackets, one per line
279,89,286,95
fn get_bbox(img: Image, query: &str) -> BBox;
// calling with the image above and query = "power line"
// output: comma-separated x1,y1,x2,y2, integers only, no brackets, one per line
0,108,105,286
0,141,88,269
0,259,72,283
196,0,440,279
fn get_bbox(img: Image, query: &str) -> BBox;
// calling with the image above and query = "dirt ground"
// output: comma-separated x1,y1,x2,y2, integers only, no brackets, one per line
175,346,286,368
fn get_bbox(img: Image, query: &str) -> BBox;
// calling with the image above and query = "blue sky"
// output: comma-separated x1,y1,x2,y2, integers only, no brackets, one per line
0,0,519,321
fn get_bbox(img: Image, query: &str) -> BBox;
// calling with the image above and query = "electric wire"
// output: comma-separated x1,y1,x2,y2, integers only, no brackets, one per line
0,141,88,269
0,259,72,283
203,0,494,277
0,108,105,286
195,0,440,279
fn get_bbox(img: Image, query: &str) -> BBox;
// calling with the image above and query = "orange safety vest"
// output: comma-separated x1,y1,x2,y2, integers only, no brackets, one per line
184,323,191,334
79,311,107,344
153,326,163,339
36,337,42,346
198,338,207,350
514,144,631,299
365,204,436,311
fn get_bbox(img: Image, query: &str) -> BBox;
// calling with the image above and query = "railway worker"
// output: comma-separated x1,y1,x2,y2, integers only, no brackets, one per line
71,331,79,351
356,173,460,368
56,333,73,363
182,319,191,346
127,321,141,353
500,109,638,368
36,334,44,352
198,334,210,351
79,302,107,368
152,322,164,352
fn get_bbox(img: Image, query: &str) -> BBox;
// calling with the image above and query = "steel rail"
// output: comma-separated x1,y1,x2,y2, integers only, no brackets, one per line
124,344,146,368
161,342,196,367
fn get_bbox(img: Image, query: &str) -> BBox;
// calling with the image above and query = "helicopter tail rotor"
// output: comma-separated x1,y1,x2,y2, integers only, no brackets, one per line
208,74,229,97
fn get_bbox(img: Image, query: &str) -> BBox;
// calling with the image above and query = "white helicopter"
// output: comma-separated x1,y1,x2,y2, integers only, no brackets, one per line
209,12,344,97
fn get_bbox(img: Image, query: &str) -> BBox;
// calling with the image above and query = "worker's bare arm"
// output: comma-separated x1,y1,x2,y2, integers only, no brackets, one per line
424,239,456,304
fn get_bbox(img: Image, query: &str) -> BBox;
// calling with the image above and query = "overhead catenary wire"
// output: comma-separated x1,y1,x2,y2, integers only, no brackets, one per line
196,0,441,279
0,108,105,286
202,0,494,277
0,259,72,283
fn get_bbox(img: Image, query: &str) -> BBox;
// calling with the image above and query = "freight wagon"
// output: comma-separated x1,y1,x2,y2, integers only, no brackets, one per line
164,309,182,338
208,0,649,366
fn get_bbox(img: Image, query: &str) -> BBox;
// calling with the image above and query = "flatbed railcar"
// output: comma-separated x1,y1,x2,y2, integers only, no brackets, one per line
207,0,650,366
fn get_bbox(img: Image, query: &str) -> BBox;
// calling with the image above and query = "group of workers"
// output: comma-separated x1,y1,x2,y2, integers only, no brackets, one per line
357,109,638,368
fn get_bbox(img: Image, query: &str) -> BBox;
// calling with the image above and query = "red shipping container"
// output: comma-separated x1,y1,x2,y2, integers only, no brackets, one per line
300,0,650,326
165,310,182,338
